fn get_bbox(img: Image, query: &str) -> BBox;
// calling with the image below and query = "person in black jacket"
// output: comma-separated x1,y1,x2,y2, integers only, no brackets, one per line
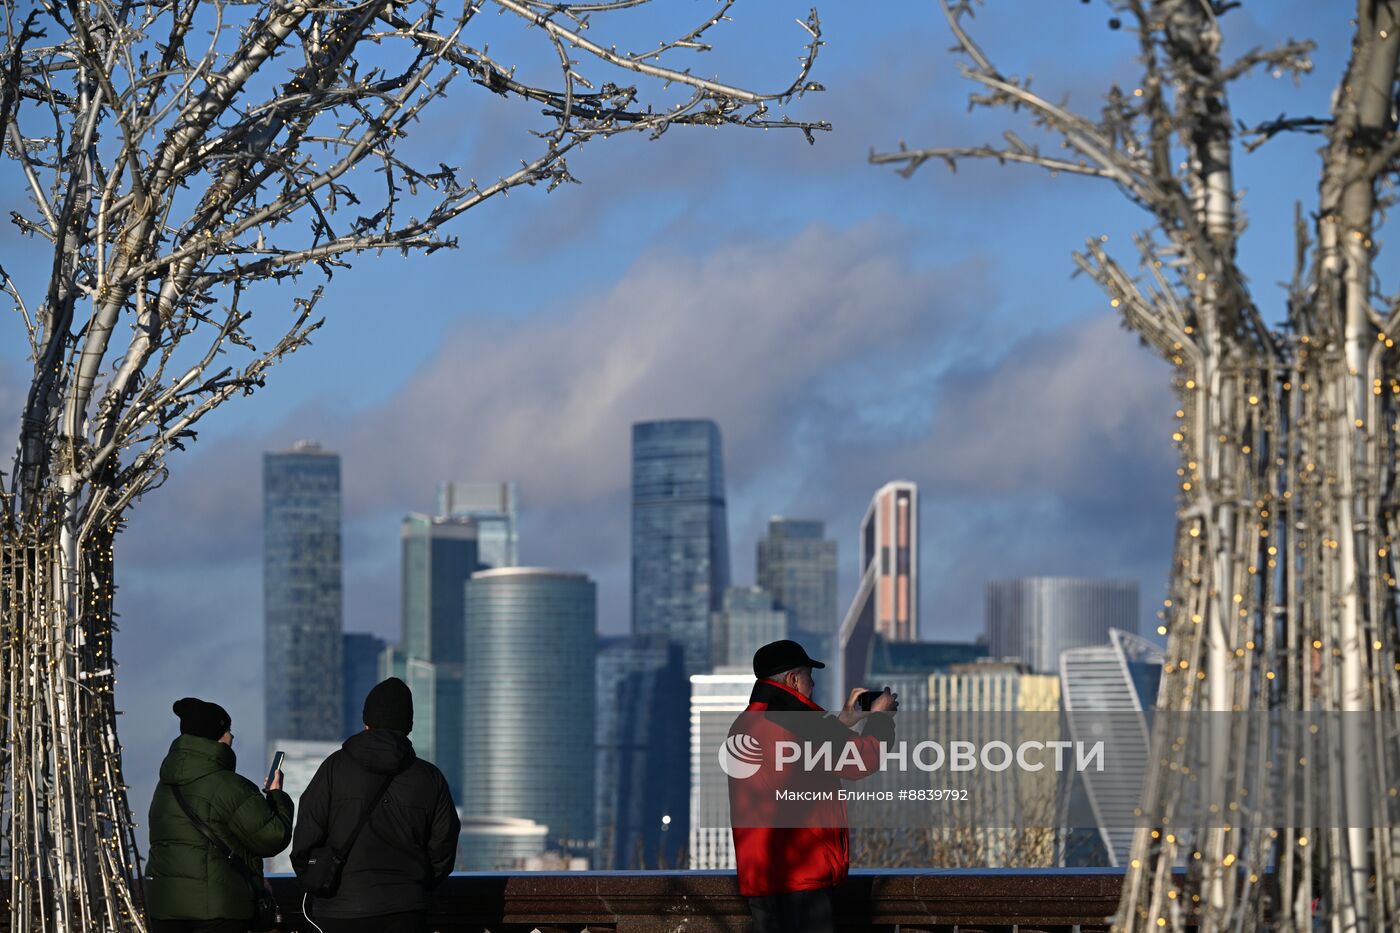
291,677,460,933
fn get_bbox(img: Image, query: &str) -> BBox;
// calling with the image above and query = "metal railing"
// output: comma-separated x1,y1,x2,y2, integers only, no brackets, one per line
269,868,1128,932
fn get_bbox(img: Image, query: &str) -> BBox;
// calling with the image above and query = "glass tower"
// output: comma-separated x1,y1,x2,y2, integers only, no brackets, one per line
400,514,482,801
631,419,730,676
839,481,918,699
462,569,597,853
985,577,1139,675
264,442,343,751
710,585,788,671
436,481,518,569
757,518,837,703
342,632,387,738
594,634,687,869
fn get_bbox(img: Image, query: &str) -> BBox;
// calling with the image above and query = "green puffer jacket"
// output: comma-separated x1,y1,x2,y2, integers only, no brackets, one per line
144,735,294,920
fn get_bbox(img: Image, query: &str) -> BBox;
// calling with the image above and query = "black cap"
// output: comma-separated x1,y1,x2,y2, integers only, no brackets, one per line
753,640,826,680
363,677,414,733
173,697,232,741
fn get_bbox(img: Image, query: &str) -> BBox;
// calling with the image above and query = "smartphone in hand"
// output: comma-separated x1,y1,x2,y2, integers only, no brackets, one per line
265,750,285,790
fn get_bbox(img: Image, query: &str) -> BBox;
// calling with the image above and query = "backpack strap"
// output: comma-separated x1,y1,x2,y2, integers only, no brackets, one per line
338,771,398,859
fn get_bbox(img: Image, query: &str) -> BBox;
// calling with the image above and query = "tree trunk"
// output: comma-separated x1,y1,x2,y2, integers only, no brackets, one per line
2,502,145,931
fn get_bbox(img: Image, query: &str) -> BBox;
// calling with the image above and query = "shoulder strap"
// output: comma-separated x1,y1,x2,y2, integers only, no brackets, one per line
169,783,263,894
338,771,397,859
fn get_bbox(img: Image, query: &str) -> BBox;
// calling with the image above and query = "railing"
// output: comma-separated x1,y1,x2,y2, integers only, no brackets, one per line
268,868,1128,932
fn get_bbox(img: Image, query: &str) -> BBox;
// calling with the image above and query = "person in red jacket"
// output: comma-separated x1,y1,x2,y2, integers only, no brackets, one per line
728,640,897,933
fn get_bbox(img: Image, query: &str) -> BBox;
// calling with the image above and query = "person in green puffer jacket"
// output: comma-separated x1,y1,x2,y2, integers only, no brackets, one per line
145,697,294,933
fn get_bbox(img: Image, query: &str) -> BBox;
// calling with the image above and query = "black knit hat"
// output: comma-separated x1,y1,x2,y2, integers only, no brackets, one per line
363,677,413,732
173,697,232,741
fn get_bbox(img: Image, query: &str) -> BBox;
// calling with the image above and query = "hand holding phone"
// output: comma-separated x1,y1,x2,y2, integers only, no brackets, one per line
265,750,285,791
858,687,897,712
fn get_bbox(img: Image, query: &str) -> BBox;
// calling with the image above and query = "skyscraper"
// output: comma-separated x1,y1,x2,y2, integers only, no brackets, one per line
400,514,482,800
342,632,387,738
631,419,731,676
757,518,837,704
688,670,754,870
594,634,687,869
264,442,343,751
710,586,788,670
985,577,1139,675
377,646,437,762
436,481,518,569
867,633,988,714
462,569,597,854
1060,629,1163,866
865,481,918,642
838,481,919,697
263,740,341,874
926,663,1062,867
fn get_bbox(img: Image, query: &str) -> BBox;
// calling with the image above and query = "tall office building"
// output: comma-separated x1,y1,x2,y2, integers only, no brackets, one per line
462,569,597,853
1060,629,1163,866
710,586,787,670
838,481,918,697
458,815,548,871
595,634,687,869
865,481,918,642
437,481,518,569
342,632,387,738
925,663,1062,867
756,518,837,704
688,670,754,870
377,645,437,761
631,419,731,676
400,514,482,800
985,577,1139,675
264,442,343,751
867,633,987,714
263,740,341,873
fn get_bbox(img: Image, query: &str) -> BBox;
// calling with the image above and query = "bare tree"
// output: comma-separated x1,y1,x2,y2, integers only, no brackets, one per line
875,1,1400,931
0,0,825,927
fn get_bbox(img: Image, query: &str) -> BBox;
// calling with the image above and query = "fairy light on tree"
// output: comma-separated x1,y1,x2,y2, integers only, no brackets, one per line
0,0,828,928
875,1,1400,931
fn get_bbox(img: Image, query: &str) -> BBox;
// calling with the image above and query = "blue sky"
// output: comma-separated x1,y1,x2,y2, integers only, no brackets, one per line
0,1,1373,820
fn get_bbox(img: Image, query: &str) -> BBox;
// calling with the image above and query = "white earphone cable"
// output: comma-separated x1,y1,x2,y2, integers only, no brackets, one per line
302,892,325,933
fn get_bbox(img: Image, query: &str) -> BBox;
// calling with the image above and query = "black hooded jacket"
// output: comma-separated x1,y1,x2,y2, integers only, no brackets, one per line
290,729,460,918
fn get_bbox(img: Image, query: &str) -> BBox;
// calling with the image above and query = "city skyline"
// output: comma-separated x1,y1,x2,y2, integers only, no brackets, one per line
45,1,1340,859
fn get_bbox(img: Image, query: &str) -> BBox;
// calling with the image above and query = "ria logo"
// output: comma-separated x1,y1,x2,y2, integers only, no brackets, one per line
719,733,763,779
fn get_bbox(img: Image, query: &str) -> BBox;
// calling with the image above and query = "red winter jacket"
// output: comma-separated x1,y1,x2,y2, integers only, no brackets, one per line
728,680,894,897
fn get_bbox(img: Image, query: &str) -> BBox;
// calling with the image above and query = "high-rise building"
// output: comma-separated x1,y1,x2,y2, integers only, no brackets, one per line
342,632,387,738
263,740,340,873
462,569,597,854
710,586,787,671
594,634,687,869
688,670,754,870
865,481,918,642
985,577,1139,675
399,514,482,801
437,481,518,569
867,633,988,714
1060,629,1163,866
264,442,343,752
756,518,837,704
457,815,548,871
377,645,437,761
631,419,731,676
838,481,918,698
925,663,1062,867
